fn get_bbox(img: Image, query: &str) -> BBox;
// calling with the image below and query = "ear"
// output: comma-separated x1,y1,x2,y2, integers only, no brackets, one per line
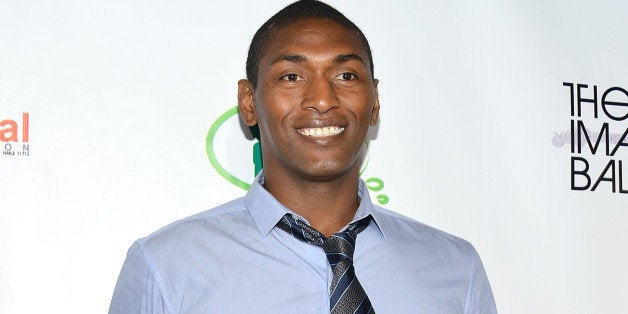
370,79,380,126
238,79,257,126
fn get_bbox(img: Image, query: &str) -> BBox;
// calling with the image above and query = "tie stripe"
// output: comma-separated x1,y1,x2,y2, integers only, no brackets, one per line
276,214,374,314
355,294,373,314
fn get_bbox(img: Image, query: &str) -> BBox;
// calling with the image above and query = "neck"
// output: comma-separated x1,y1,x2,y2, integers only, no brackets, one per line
263,168,361,237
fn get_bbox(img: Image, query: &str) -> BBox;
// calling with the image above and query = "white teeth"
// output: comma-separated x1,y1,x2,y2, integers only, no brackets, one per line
298,126,345,137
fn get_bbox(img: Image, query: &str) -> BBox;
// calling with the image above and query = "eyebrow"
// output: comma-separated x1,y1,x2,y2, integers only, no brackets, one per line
270,53,365,65
334,53,364,64
271,54,307,65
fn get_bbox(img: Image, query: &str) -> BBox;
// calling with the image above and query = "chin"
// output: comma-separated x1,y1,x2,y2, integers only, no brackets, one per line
298,160,358,182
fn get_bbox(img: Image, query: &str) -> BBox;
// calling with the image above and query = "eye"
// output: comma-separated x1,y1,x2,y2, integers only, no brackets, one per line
336,72,358,81
279,73,302,81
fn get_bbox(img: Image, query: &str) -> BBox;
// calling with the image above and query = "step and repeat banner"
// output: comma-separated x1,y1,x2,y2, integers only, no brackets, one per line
1,0,626,313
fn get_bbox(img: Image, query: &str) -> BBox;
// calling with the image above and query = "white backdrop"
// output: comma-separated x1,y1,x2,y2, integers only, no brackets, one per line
1,0,627,313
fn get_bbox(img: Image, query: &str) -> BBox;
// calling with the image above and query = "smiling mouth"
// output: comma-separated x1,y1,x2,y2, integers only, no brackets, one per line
297,126,345,137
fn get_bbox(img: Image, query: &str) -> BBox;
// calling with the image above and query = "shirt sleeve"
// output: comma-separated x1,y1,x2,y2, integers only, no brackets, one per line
109,242,170,314
464,248,498,314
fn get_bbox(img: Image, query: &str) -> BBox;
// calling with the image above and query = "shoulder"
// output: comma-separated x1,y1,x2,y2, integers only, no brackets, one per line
135,197,253,253
366,206,496,313
111,197,258,312
371,205,479,259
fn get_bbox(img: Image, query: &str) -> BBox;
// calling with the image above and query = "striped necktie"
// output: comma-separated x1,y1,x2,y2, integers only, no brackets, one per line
276,214,375,314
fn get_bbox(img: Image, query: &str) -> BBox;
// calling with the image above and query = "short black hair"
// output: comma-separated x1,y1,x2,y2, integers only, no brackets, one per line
245,0,374,87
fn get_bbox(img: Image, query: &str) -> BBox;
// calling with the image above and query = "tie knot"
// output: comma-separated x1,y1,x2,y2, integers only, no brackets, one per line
276,214,371,260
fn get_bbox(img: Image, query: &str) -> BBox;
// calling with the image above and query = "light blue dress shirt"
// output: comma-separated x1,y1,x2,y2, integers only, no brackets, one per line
110,174,497,313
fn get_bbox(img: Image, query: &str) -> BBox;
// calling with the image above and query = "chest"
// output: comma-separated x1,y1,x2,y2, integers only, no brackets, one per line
160,236,469,313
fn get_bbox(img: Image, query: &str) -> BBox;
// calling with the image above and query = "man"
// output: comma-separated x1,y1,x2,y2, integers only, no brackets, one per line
110,1,497,313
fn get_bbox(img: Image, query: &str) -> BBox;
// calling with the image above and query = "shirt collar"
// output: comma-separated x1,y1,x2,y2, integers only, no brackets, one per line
245,171,387,240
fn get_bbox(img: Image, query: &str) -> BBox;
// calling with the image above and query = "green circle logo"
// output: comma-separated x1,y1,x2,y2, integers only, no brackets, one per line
205,106,252,190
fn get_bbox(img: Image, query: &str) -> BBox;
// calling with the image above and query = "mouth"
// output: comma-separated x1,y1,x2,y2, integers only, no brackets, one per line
297,126,345,137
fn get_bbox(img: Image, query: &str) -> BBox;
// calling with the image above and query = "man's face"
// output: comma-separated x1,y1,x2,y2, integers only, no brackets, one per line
239,18,379,183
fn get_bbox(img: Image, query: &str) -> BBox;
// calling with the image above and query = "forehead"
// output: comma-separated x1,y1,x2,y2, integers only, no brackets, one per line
261,18,368,65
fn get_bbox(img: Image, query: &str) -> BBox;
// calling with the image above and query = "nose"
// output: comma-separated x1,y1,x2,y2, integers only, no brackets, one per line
301,75,339,114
